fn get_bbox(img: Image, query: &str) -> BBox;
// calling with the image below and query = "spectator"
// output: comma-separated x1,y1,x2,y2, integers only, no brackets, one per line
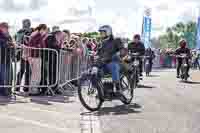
63,30,71,48
41,27,66,94
63,30,70,41
86,38,93,51
82,38,89,56
16,19,33,92
92,38,98,51
0,22,13,96
28,24,48,95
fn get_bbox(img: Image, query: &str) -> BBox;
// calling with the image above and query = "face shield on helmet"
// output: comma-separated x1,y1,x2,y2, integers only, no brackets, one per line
98,25,113,40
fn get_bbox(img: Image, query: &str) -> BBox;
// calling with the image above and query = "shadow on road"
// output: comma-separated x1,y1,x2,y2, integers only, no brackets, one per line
97,103,142,116
0,96,28,105
180,81,200,84
137,84,155,89
147,75,160,77
81,103,142,116
30,95,75,105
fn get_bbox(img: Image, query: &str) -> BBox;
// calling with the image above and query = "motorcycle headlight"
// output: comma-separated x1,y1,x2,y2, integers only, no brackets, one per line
91,67,98,75
133,60,140,66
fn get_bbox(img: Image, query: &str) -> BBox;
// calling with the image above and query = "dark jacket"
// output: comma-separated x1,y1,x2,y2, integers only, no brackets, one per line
45,33,60,50
128,41,145,55
42,33,61,61
97,37,123,64
145,50,155,59
16,28,33,45
0,31,13,64
175,47,191,61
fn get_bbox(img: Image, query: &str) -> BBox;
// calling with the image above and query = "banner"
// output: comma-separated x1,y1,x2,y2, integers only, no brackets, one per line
142,9,152,48
196,17,200,50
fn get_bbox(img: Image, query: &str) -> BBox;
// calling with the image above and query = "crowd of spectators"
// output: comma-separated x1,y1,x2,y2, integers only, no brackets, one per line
0,19,99,96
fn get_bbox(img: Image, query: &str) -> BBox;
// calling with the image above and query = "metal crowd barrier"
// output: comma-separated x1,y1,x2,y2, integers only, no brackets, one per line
0,46,59,96
0,45,90,96
0,46,14,96
57,49,89,92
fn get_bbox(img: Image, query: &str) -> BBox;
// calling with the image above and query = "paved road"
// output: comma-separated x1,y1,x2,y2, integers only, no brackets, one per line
95,69,200,133
0,69,199,133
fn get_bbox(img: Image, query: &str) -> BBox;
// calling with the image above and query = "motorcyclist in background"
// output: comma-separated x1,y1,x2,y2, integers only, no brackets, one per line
96,25,126,93
128,34,145,76
175,39,191,78
145,48,155,72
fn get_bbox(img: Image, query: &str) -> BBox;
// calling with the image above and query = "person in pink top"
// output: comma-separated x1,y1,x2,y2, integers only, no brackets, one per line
28,24,48,95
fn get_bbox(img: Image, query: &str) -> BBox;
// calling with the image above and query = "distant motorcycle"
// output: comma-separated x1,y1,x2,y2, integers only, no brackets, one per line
176,54,190,81
127,52,144,88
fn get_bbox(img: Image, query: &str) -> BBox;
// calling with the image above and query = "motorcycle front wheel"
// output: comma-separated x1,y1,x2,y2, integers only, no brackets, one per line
120,74,134,104
78,78,103,111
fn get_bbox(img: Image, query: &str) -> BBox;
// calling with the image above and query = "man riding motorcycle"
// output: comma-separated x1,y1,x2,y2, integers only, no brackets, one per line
128,34,145,76
175,39,191,78
95,25,125,93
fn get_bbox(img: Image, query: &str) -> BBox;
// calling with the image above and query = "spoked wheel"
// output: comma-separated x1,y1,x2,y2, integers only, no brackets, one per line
181,67,188,81
131,69,138,89
120,75,134,104
78,78,103,111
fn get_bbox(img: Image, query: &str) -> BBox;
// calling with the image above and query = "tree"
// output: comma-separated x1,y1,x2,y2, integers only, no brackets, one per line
157,21,197,49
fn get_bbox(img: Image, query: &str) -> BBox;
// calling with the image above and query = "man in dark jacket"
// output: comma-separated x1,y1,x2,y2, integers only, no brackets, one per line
145,48,155,72
97,25,125,93
16,19,33,92
128,34,145,76
175,39,191,78
0,22,13,96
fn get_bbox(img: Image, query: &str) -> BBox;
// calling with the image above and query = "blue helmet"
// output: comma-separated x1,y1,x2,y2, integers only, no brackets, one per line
98,25,113,37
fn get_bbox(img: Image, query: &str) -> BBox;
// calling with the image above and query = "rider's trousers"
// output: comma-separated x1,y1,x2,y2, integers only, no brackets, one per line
102,61,120,82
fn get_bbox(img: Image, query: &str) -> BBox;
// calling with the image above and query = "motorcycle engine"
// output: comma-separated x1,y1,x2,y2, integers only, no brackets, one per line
102,78,113,91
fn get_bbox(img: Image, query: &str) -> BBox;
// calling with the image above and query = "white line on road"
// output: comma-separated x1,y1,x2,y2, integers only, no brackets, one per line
80,107,102,133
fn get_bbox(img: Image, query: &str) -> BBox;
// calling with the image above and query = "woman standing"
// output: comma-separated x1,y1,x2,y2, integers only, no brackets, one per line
28,24,48,95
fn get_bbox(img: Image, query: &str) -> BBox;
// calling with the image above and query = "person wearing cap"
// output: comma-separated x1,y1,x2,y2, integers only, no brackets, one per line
175,39,191,78
128,34,145,76
0,22,13,96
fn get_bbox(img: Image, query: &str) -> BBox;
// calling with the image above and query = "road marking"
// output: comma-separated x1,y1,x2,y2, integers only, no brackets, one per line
80,107,102,133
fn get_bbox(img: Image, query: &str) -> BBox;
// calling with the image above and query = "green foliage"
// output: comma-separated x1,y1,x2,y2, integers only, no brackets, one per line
156,21,197,49
82,32,99,38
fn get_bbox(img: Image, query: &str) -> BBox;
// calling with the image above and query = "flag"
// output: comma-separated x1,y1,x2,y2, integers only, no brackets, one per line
142,16,152,48
196,17,200,50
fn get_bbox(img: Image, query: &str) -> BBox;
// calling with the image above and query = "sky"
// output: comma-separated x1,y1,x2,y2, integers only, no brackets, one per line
0,0,200,37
